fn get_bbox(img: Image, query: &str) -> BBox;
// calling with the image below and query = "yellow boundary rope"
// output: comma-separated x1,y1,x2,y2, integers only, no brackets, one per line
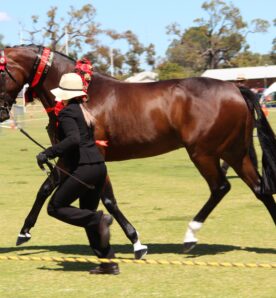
0,255,275,269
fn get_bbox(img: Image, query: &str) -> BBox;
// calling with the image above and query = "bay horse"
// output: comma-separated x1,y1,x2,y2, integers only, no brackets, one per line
1,45,276,256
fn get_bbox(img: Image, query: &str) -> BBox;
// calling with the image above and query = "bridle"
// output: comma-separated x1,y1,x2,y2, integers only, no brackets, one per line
0,46,54,119
26,46,54,99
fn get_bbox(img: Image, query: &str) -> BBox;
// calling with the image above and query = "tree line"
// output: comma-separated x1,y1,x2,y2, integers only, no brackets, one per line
1,0,275,79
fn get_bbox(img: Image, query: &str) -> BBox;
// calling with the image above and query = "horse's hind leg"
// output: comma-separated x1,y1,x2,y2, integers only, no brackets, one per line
183,154,231,253
256,193,276,225
221,137,258,175
101,175,148,259
16,172,58,245
232,155,276,225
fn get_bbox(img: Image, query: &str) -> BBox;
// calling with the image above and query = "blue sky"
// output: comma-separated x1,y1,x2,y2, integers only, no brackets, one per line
0,0,275,59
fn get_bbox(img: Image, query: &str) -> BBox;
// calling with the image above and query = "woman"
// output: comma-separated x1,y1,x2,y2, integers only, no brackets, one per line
36,73,119,275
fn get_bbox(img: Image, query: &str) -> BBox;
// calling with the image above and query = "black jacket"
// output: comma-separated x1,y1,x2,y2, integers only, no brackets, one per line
44,101,104,169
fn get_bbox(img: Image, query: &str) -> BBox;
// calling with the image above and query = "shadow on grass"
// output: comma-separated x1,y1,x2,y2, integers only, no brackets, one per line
38,262,94,272
1,243,275,272
1,243,275,257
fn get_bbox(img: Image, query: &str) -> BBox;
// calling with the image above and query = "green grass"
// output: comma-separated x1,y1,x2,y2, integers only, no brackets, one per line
0,104,275,298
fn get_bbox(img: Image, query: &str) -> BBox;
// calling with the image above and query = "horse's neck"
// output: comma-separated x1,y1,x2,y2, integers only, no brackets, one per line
39,64,115,118
40,54,75,108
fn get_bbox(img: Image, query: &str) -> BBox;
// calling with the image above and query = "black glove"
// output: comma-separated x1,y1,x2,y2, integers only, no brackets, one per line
36,152,48,169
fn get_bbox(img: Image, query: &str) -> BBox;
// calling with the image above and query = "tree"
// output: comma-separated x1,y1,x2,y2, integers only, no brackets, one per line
156,61,196,80
231,51,273,67
85,46,125,76
166,25,212,72
0,34,5,48
166,0,270,71
24,5,156,75
25,4,101,52
122,30,146,74
84,30,155,76
145,43,156,69
271,18,276,64
25,4,100,53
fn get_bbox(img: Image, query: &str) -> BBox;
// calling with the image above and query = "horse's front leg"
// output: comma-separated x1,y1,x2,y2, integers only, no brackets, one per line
101,175,148,259
16,170,58,246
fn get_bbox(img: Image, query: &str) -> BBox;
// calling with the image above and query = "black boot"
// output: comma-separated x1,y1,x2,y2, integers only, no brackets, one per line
89,248,119,275
89,262,119,275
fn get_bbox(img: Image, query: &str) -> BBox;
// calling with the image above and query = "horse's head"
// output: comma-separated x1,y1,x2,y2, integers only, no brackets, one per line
0,45,57,122
0,50,19,121
0,47,36,122
0,45,78,124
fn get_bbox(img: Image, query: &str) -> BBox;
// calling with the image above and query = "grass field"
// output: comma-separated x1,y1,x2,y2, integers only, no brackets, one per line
0,103,275,297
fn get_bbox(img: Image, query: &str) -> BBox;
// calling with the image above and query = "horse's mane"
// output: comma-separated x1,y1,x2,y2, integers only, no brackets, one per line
93,71,120,82
7,44,76,62
7,44,119,82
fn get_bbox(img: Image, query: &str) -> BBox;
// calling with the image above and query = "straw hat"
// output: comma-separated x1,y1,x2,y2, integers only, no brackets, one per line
51,73,87,102
236,74,246,81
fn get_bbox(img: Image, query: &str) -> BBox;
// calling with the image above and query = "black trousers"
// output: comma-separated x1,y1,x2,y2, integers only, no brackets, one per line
47,162,111,258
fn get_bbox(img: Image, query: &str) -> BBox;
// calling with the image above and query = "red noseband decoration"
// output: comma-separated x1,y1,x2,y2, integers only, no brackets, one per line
0,50,7,71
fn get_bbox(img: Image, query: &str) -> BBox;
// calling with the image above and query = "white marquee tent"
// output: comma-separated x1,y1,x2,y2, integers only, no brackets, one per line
264,82,276,96
201,65,276,81
125,71,158,83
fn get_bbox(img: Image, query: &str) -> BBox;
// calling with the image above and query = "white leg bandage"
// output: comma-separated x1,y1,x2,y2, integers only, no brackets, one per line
183,221,203,243
133,231,148,252
133,239,146,252
18,232,31,239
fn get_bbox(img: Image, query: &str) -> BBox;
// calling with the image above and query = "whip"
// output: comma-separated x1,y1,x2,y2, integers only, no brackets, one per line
18,126,95,190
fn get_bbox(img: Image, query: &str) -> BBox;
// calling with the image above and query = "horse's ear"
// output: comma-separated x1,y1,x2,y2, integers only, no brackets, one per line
23,86,35,104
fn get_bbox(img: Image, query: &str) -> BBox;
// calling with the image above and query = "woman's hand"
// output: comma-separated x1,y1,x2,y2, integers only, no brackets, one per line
36,152,48,169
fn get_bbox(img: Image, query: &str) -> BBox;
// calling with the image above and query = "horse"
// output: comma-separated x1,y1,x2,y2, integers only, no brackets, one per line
1,45,276,256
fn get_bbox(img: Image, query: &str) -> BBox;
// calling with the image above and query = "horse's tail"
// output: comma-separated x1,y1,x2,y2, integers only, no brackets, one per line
239,86,276,194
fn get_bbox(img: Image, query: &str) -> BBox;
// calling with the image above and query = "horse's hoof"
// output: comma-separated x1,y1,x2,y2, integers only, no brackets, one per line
183,242,197,253
134,246,148,259
16,233,31,246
